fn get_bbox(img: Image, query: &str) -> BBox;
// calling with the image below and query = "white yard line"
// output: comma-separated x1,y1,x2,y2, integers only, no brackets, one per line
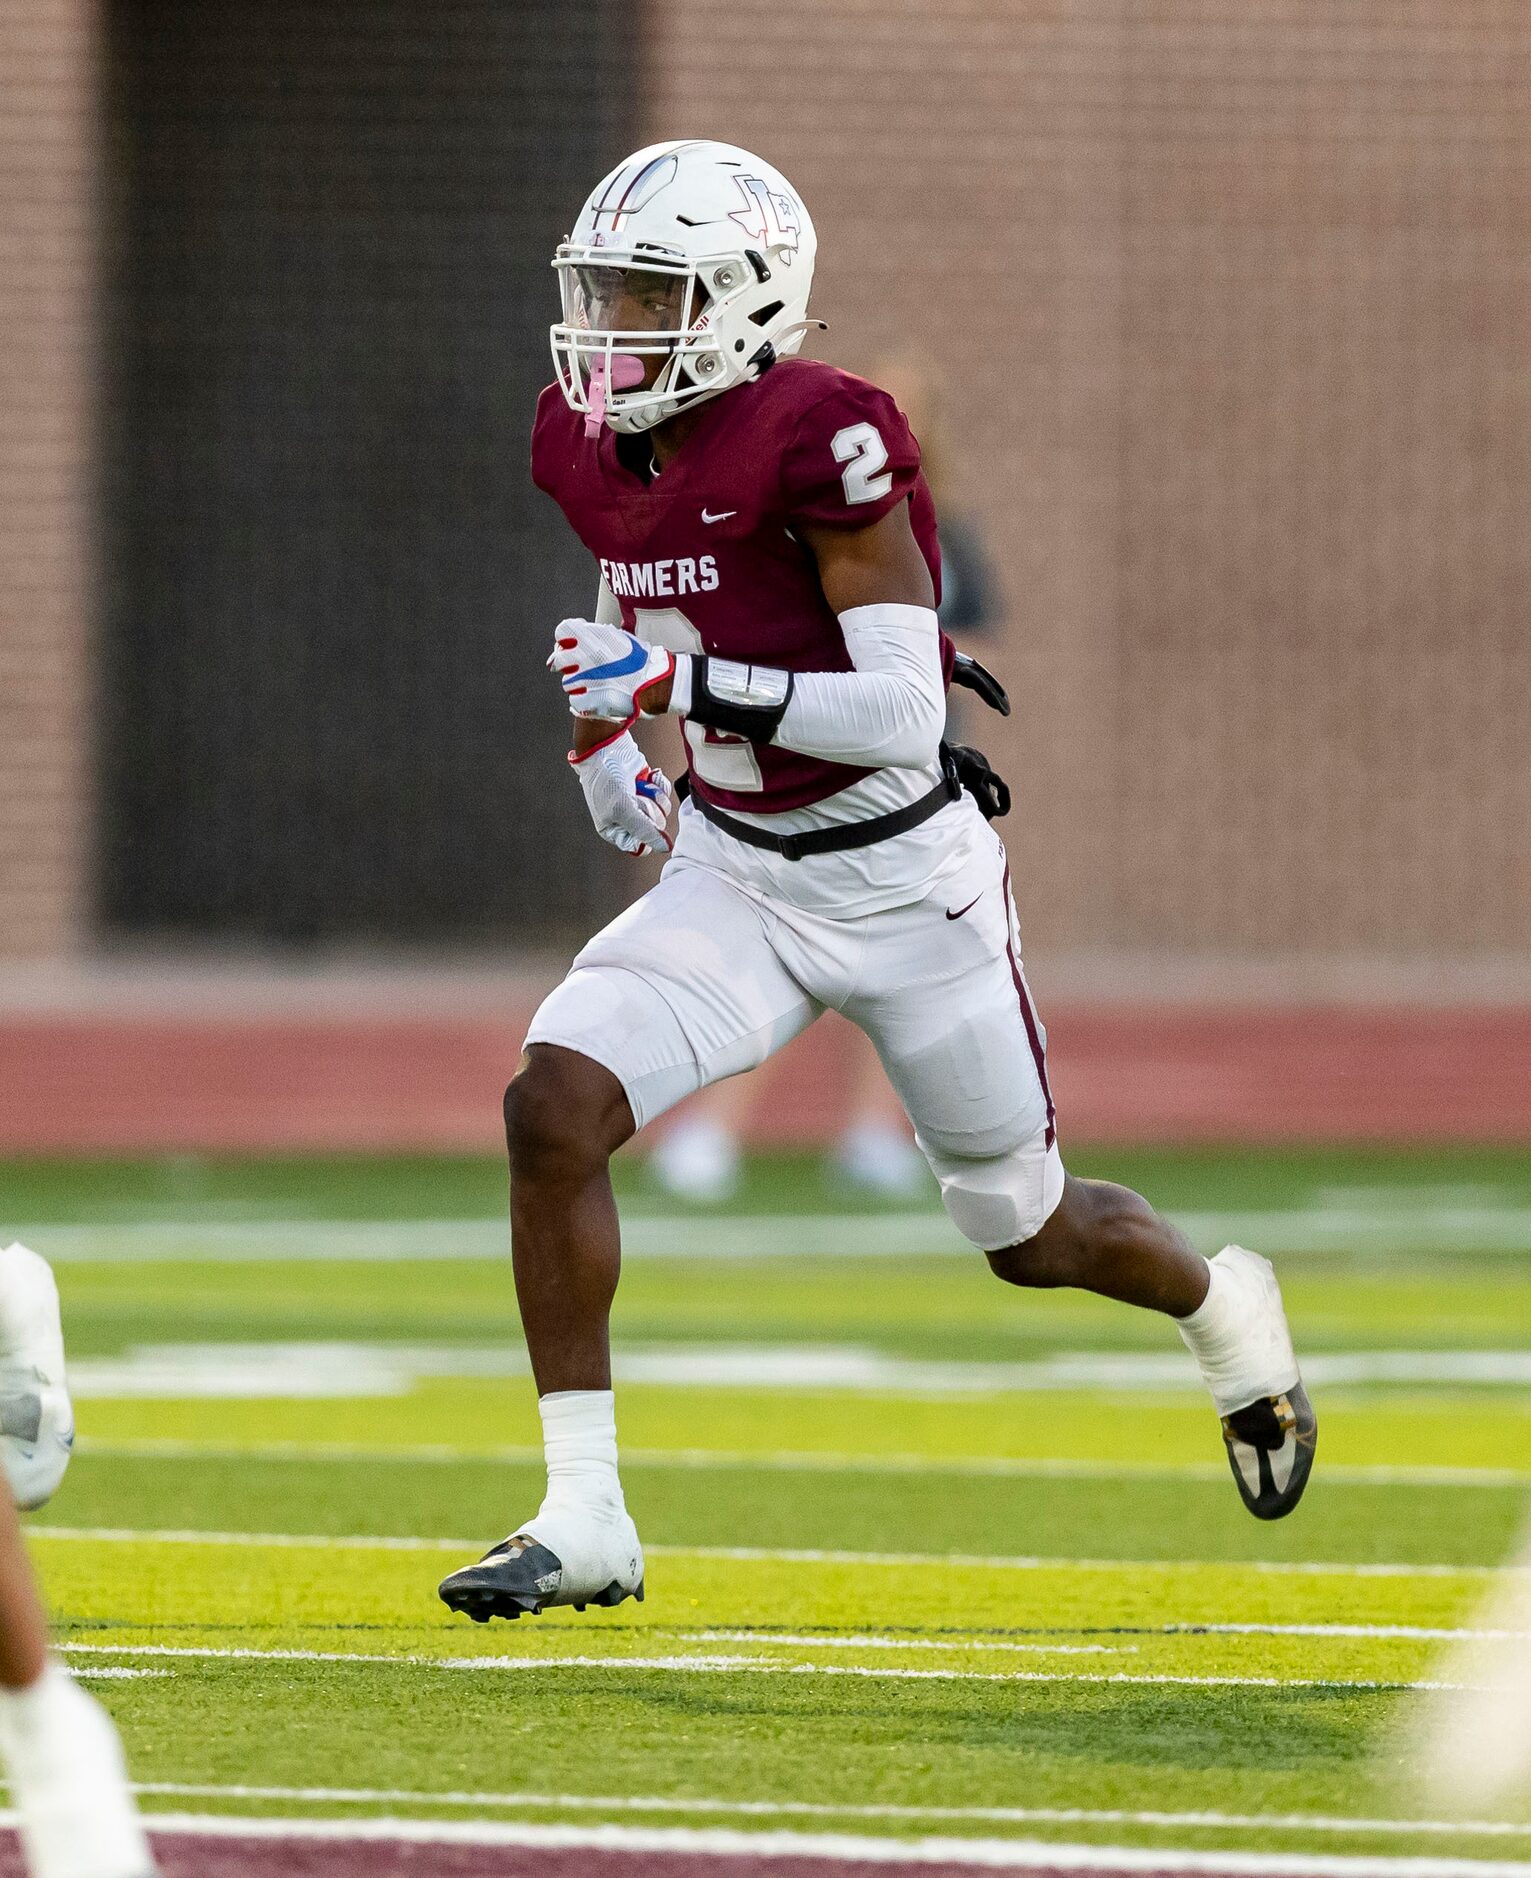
28,1526,1522,1579
14,1215,968,1263
53,1640,1469,1691
74,1436,1531,1492
656,1545,1524,1582
23,1811,1531,1874
676,1623,1531,1646
18,1200,1531,1262
690,1633,1133,1656
58,1338,1531,1398
1168,1623,1531,1643
29,1525,473,1552
120,1782,1531,1841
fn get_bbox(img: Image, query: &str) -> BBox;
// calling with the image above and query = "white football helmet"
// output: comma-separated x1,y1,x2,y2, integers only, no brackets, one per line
552,139,818,436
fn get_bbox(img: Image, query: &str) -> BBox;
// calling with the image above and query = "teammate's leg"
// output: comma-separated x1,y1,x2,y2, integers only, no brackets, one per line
0,1243,75,1513
0,1494,45,1690
0,1246,155,1878
440,863,818,1621
0,1490,156,1878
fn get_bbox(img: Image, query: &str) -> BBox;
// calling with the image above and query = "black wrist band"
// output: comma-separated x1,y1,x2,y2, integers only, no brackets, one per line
686,656,795,742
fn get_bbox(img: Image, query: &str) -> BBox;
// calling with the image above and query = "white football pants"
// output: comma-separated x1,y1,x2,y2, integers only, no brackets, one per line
527,812,1064,1251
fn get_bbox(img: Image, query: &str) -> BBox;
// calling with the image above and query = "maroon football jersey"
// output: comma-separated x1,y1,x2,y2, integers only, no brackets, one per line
532,357,947,813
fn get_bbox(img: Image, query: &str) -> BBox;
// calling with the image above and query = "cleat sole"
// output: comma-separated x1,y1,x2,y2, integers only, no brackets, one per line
438,1543,644,1624
1222,1382,1318,1520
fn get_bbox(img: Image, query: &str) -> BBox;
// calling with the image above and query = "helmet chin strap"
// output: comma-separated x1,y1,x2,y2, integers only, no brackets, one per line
585,352,647,437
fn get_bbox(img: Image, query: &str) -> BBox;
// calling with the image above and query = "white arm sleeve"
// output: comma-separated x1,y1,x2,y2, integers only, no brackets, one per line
770,603,945,769
593,576,623,625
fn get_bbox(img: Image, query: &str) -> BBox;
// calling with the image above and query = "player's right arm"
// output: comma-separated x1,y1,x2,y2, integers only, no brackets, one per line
555,558,945,773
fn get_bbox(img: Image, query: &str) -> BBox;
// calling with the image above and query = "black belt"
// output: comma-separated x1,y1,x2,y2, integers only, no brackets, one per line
679,752,962,862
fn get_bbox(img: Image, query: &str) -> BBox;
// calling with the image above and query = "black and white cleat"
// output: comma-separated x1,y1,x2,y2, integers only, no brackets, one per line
1221,1384,1318,1520
438,1533,644,1624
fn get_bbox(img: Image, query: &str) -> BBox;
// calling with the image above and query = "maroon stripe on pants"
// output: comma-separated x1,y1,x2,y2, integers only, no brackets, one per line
1001,863,1056,1149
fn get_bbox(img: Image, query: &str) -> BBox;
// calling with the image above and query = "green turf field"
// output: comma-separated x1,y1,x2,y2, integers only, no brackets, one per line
11,1146,1531,1863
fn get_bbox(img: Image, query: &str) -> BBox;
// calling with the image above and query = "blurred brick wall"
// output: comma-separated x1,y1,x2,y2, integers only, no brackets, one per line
0,0,93,960
3,3,1529,972
645,0,1531,963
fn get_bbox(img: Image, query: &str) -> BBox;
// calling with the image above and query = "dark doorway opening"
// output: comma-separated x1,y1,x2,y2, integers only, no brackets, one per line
99,1,638,945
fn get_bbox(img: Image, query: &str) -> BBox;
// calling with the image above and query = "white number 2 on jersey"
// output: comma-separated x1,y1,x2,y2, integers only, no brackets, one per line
633,607,764,793
831,421,892,505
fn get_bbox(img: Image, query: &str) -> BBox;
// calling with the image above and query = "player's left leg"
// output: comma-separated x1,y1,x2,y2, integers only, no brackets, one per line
438,861,821,1623
989,1189,1315,1519
0,1246,155,1878
848,822,1314,1522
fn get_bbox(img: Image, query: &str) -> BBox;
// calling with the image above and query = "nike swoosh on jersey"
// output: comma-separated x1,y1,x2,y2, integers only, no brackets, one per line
946,894,984,921
701,508,738,524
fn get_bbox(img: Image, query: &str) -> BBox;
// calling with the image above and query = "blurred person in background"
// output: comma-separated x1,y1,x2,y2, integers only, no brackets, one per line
649,350,999,1204
0,1244,154,1878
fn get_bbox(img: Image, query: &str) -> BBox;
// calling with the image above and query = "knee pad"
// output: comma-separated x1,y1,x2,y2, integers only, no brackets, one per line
922,1136,1066,1253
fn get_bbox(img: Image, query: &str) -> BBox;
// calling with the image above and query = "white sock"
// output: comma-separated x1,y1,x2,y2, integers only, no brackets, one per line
0,1660,153,1878
535,1389,625,1522
1176,1245,1297,1413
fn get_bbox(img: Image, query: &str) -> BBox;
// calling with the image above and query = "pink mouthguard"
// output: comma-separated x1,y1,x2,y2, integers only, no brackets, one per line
584,353,646,436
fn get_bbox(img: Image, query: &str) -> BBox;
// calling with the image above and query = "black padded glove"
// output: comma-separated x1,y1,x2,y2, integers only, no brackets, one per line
950,651,1011,717
944,742,1011,821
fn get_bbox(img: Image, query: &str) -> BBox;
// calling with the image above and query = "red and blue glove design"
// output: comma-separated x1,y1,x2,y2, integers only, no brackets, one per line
549,619,675,723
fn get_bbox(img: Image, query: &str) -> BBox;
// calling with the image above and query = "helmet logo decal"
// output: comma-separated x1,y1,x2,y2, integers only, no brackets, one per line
591,151,680,233
728,176,802,262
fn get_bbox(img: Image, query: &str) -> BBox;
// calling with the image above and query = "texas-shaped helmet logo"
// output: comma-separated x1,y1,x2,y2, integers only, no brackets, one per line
729,176,802,265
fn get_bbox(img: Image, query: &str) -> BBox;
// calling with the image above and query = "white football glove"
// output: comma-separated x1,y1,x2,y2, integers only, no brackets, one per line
549,618,675,721
570,729,674,857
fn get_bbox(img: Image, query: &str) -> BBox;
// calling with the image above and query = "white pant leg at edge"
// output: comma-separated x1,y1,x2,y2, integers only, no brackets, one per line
524,859,821,1131
841,816,1065,1252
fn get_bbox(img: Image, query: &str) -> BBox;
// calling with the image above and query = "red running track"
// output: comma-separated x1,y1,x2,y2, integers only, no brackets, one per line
0,1003,1527,1152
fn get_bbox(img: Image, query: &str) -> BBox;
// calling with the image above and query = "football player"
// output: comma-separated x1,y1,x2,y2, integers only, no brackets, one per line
440,141,1316,1622
0,1243,155,1878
